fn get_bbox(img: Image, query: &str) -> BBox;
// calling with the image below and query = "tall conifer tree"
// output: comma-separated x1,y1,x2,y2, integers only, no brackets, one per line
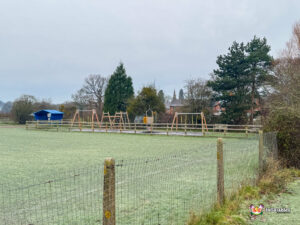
104,63,134,114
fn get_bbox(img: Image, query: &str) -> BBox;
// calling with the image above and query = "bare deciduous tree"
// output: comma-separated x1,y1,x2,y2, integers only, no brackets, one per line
269,21,300,114
184,78,212,113
72,74,107,112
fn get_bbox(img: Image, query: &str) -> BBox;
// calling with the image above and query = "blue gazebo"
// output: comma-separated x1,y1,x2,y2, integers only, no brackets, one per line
34,110,64,121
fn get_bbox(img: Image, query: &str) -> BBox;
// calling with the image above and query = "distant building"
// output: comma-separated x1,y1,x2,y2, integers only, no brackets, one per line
168,90,184,114
34,110,64,121
212,99,261,117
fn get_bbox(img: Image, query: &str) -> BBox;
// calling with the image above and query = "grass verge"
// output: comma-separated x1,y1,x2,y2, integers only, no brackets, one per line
187,160,300,225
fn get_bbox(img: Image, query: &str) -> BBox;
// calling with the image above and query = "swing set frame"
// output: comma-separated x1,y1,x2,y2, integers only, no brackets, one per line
71,109,101,130
171,112,208,133
100,111,130,130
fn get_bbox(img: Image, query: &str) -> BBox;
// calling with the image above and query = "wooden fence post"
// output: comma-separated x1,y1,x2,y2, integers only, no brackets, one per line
217,138,224,206
184,122,187,136
259,130,264,178
167,123,169,136
134,123,136,134
26,121,28,130
103,158,116,225
245,126,248,137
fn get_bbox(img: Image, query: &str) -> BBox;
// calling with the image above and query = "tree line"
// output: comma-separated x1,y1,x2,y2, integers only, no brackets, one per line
9,21,300,130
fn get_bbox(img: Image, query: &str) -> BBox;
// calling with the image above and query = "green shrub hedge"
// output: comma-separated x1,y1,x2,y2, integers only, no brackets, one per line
264,110,300,168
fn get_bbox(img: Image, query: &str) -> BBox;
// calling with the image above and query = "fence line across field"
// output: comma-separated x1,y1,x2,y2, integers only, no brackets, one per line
26,120,261,137
0,131,276,225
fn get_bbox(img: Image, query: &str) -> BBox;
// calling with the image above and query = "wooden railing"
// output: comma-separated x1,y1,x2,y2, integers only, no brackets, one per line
26,120,262,137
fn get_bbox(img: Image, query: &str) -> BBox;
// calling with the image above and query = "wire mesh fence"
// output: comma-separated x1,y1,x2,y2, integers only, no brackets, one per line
1,165,104,225
263,131,278,160
0,132,277,225
115,147,217,225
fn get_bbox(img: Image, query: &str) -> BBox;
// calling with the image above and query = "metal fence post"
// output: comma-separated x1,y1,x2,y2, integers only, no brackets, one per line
217,138,224,206
259,130,264,178
103,158,116,225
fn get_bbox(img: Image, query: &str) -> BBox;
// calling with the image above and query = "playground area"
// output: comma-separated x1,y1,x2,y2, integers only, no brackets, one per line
26,110,261,137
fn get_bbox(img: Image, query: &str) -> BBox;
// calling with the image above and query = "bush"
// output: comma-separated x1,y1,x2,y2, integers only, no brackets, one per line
11,95,36,124
264,110,300,168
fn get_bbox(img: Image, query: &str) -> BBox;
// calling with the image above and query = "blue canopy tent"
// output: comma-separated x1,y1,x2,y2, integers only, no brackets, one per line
34,110,64,121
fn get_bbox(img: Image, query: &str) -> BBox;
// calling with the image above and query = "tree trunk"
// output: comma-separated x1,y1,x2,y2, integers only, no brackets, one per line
250,81,255,125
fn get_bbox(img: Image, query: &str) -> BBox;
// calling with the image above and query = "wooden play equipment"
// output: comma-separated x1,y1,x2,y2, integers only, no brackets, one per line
100,111,130,130
171,112,208,133
100,112,113,128
71,109,101,130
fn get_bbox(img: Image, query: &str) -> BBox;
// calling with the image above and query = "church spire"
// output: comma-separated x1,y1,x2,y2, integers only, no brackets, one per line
173,89,177,101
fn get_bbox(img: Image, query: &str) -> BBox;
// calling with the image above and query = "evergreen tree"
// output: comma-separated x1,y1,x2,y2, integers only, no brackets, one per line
179,89,184,102
104,63,134,114
158,90,165,104
208,41,251,124
127,86,165,117
246,36,272,124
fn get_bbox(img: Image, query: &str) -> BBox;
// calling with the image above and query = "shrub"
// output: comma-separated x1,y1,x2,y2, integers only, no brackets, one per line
264,110,300,168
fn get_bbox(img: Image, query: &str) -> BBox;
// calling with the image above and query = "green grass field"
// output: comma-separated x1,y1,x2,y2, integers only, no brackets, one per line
0,127,260,225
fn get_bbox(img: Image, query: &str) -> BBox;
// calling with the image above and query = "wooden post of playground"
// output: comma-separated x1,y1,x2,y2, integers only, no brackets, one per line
217,138,224,206
176,114,178,132
91,110,95,132
259,130,264,178
167,123,169,136
106,124,108,133
201,113,204,134
103,158,116,225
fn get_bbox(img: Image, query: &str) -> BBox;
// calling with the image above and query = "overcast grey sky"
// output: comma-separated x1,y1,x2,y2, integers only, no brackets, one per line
0,0,299,103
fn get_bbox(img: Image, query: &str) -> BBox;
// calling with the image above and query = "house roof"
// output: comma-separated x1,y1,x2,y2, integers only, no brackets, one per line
170,99,184,107
34,109,63,114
